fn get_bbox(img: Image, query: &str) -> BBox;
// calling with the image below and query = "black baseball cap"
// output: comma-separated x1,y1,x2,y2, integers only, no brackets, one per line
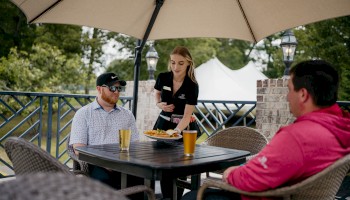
96,72,126,86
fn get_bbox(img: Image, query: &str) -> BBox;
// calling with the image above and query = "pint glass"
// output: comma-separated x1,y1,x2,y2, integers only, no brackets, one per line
183,130,197,156
119,129,131,152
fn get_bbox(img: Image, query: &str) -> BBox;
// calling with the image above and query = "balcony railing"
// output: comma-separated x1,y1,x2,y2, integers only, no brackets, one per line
1,91,349,179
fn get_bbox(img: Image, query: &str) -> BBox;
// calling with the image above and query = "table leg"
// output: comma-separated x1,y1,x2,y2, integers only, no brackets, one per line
172,178,177,200
191,174,201,190
121,173,127,188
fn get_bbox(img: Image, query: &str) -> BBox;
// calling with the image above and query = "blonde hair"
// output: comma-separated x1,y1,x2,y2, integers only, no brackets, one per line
167,46,197,84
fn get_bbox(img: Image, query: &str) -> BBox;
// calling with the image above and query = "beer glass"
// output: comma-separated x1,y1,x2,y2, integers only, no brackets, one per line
119,129,131,152
183,130,197,156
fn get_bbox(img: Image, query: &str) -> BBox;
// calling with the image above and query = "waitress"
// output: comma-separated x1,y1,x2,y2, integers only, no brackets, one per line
153,46,201,200
153,46,200,136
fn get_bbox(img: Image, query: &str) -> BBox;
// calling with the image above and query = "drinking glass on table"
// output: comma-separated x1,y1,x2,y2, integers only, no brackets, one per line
183,130,197,156
119,129,131,152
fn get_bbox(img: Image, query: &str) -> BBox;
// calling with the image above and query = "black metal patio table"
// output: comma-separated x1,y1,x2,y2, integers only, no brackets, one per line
76,141,250,200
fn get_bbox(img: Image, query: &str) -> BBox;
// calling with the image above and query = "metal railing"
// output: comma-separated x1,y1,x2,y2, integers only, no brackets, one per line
195,100,257,137
0,91,133,178
1,91,349,178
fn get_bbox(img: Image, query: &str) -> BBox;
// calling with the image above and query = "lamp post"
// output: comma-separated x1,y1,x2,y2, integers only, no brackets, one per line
280,29,297,78
145,43,159,80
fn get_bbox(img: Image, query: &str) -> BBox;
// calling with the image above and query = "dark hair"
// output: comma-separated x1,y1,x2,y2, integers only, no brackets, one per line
289,60,339,107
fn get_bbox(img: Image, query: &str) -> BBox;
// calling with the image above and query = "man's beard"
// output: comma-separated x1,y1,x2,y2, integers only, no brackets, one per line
101,90,118,104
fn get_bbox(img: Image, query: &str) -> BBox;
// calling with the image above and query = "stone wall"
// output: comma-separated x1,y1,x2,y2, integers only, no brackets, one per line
125,80,160,141
256,79,295,140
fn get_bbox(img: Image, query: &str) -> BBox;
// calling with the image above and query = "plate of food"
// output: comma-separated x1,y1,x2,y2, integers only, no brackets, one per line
144,129,182,141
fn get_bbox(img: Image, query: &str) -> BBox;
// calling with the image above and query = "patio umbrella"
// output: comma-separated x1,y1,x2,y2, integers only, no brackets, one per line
10,0,350,117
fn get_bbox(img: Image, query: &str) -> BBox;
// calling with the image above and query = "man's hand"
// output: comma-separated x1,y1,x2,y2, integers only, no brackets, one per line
222,166,238,183
72,143,86,156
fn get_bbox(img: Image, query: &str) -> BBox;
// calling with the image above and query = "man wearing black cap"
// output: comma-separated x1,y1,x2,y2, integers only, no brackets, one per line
69,72,142,194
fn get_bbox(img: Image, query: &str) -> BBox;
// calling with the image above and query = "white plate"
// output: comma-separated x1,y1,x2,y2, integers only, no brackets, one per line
144,134,183,141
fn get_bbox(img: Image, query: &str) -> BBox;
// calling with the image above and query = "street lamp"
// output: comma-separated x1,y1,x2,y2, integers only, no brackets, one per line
280,29,297,78
145,43,159,80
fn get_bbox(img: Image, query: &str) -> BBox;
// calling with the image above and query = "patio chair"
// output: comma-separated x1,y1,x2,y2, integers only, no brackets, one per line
66,134,89,174
0,173,145,200
4,137,156,200
197,153,350,200
4,137,83,175
203,126,268,178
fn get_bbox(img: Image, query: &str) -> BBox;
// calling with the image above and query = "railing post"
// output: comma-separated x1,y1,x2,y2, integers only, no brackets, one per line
46,96,53,153
38,96,43,147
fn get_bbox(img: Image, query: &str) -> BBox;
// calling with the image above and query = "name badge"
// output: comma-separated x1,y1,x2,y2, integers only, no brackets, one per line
163,86,171,91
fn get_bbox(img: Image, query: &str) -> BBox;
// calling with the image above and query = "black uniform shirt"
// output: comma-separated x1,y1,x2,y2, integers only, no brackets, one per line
154,72,199,118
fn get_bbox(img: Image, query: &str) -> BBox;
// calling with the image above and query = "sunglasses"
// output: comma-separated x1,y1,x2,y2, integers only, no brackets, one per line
101,85,125,92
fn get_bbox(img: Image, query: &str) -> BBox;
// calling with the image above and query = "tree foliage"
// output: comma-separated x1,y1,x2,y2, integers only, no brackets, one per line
294,16,350,100
0,0,36,58
0,44,83,92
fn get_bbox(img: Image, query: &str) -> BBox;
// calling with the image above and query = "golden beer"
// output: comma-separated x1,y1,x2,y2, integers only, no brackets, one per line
119,129,131,152
183,130,197,156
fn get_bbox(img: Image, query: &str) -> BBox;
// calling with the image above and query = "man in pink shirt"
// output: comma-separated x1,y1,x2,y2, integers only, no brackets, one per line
182,60,350,200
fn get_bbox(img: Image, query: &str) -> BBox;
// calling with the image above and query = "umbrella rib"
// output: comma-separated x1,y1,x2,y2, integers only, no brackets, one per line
236,0,257,43
139,0,165,50
29,0,63,24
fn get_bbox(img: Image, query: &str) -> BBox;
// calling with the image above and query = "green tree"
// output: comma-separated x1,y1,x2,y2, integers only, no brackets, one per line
0,0,36,58
81,28,109,94
34,24,83,57
216,39,252,70
106,38,221,80
105,59,135,81
0,44,83,93
295,16,350,100
257,35,285,78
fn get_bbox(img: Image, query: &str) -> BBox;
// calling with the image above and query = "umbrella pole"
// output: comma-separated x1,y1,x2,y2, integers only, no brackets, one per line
132,0,164,118
132,40,142,118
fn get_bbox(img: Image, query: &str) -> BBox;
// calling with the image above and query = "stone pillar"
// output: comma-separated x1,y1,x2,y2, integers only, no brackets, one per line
125,80,161,141
256,79,295,140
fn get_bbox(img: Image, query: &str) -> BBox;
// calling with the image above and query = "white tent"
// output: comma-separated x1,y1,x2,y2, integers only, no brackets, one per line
195,57,267,101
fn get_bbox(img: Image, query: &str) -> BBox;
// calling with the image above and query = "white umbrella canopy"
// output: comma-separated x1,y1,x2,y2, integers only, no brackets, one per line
10,0,350,117
11,0,350,43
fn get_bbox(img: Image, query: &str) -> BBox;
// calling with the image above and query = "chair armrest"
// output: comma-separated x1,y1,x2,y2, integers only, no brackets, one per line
197,178,292,200
72,169,89,177
117,185,155,200
67,144,89,174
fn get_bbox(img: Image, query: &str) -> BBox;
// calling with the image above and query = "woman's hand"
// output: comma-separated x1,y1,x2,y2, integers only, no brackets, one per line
158,102,175,112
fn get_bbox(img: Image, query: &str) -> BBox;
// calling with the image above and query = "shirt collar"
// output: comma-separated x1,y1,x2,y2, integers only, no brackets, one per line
92,97,120,111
